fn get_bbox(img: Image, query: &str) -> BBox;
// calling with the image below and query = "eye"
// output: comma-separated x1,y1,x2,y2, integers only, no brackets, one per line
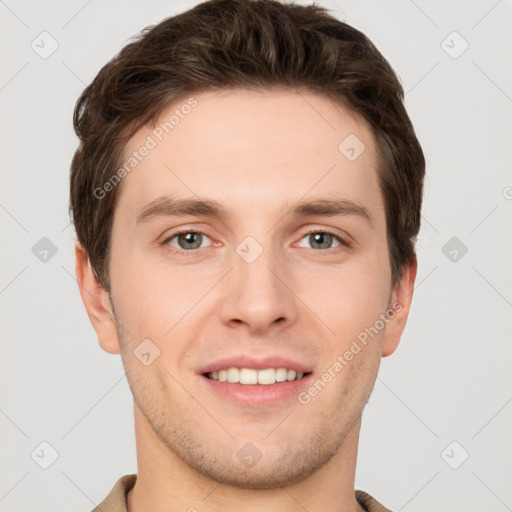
161,228,349,256
296,230,348,251
164,230,213,253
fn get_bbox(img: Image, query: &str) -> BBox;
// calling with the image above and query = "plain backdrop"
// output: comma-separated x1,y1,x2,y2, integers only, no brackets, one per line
1,1,511,511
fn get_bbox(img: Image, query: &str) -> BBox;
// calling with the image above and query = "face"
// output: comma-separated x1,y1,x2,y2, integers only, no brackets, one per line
79,88,415,489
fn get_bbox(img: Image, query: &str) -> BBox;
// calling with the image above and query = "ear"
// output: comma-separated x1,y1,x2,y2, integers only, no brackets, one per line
381,256,418,357
75,242,121,354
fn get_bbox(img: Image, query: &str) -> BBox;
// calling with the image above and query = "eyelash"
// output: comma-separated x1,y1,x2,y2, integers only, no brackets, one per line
299,228,351,253
162,228,351,256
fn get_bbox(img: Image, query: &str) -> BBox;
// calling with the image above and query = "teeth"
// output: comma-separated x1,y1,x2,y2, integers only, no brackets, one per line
257,368,275,385
206,367,307,385
240,368,258,385
227,367,239,383
275,368,287,382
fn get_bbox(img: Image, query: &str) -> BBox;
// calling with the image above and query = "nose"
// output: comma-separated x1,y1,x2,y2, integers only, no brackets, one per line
218,242,299,335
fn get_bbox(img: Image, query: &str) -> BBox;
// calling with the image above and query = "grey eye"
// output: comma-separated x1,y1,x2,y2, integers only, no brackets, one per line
168,232,211,250
297,232,342,250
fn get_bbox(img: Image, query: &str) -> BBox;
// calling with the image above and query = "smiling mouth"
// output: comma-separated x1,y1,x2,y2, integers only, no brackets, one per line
203,367,312,385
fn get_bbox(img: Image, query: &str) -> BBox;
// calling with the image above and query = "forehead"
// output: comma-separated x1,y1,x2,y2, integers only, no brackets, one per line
116,88,383,227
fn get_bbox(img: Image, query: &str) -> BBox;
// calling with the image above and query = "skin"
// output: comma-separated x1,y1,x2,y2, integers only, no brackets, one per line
76,88,417,512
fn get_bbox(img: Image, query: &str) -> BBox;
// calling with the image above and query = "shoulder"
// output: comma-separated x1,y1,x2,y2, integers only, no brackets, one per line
355,489,393,512
91,474,137,512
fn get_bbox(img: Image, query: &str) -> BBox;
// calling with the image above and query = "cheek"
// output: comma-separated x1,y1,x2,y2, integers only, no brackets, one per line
114,271,197,341
110,221,391,345
296,257,391,339
108,213,181,329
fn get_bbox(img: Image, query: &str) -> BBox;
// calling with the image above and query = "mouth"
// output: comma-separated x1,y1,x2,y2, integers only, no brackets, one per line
203,367,312,385
199,361,314,407
197,355,314,406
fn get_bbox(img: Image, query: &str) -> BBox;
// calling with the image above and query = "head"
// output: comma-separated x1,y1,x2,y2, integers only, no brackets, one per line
71,0,424,490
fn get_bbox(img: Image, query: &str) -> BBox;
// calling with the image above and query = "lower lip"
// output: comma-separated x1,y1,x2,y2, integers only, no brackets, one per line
199,374,313,407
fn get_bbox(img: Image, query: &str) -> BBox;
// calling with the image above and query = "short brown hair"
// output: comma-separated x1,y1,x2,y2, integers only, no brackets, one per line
70,0,425,292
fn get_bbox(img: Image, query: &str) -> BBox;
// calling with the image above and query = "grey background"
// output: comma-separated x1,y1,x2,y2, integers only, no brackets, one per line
1,1,511,511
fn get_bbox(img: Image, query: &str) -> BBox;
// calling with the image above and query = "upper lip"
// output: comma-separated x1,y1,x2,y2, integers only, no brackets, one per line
197,355,313,375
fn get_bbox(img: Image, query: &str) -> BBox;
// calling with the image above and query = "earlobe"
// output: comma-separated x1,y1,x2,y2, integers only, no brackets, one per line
381,257,418,357
74,242,121,355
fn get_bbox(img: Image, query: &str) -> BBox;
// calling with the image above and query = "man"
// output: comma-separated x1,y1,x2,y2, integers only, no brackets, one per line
70,0,425,510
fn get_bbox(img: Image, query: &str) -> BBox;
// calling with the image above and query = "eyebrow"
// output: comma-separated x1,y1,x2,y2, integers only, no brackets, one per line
136,196,373,228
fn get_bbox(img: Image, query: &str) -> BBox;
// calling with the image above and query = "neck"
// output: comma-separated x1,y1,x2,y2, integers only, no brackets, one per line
127,402,365,512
